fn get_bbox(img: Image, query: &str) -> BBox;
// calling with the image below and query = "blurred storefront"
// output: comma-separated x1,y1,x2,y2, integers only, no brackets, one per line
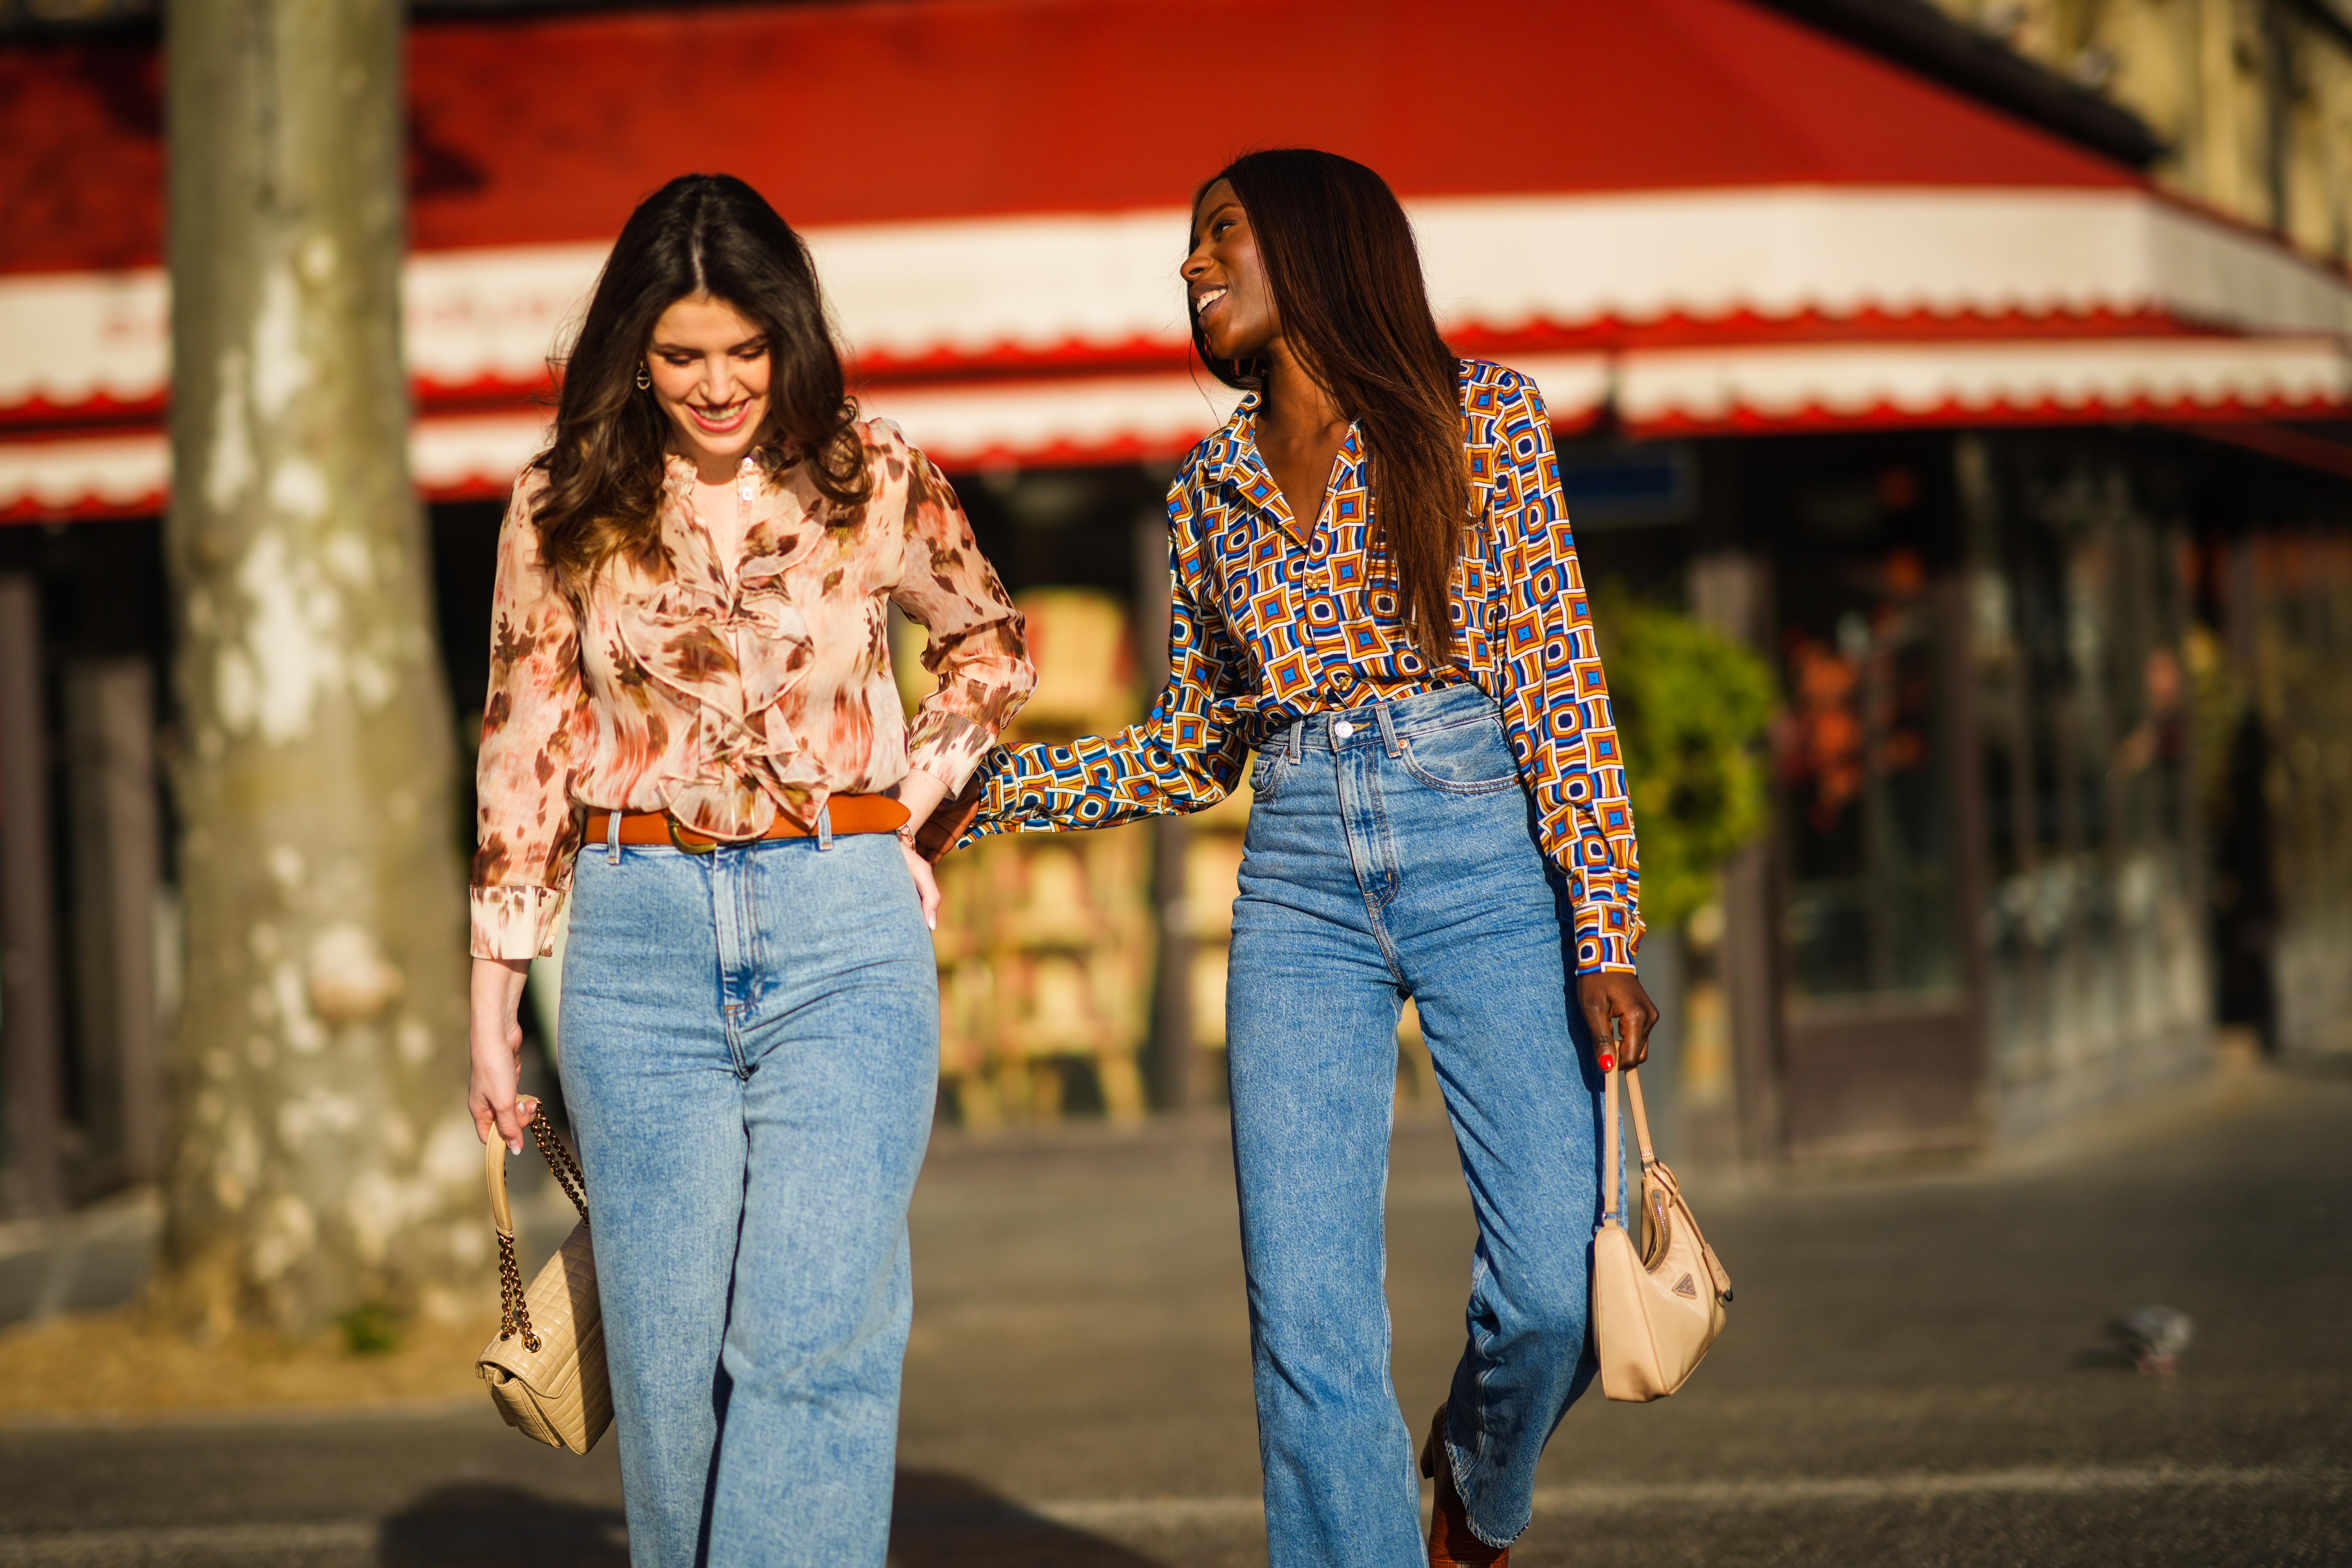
5,0,2351,1204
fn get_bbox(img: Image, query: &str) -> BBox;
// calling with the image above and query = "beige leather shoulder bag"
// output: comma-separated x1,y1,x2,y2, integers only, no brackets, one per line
476,1116,612,1453
1591,1064,1732,1402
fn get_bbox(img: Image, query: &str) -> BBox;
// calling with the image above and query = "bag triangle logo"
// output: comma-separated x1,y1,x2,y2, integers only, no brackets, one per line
1671,1272,1699,1299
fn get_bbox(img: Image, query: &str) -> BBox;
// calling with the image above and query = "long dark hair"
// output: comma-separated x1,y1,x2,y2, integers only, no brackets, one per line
532,174,869,584
1193,150,1467,667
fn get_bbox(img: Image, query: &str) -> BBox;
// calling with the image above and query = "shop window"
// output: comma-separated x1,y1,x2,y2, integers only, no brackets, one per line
1774,465,1963,1010
1965,436,2205,1098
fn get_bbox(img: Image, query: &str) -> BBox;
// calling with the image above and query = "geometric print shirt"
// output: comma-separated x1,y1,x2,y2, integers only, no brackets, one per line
969,359,1642,973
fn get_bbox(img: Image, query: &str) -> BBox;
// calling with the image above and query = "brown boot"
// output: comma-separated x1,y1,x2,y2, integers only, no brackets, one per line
1421,1404,1509,1567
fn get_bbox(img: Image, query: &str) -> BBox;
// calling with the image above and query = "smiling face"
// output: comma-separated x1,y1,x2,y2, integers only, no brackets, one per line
1184,179,1281,364
643,292,773,476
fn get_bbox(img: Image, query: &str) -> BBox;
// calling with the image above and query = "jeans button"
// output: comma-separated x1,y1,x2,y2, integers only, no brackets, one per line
1332,720,1356,739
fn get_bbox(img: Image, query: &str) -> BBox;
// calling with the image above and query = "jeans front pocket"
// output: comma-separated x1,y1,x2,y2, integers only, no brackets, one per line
1397,717,1520,795
1249,745,1292,801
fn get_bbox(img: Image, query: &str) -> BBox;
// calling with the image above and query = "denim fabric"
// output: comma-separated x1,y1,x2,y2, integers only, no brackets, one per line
557,831,938,1568
1227,683,1611,1566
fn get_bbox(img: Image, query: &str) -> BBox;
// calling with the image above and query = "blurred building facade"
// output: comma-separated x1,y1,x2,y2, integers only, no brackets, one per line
4,0,2350,1211
1922,0,2352,259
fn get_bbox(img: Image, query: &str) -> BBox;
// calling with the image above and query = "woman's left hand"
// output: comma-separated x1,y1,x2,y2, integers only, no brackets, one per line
900,838,941,930
889,768,951,932
1577,972,1660,1070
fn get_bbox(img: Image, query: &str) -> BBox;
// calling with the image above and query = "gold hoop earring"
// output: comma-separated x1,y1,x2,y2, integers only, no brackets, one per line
634,365,652,391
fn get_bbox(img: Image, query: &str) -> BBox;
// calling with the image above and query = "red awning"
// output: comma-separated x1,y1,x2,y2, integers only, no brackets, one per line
4,0,2349,517
0,0,2134,274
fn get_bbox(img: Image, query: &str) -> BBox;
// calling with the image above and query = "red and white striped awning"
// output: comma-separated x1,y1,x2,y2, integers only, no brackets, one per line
5,0,2350,520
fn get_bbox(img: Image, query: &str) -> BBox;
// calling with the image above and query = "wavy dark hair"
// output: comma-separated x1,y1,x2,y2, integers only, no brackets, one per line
1193,149,1467,667
532,174,869,584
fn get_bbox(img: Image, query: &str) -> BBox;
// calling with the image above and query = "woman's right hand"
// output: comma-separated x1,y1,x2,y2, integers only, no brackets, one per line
469,956,535,1151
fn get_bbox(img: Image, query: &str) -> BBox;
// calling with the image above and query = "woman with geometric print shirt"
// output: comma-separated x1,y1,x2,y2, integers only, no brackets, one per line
950,150,1657,1568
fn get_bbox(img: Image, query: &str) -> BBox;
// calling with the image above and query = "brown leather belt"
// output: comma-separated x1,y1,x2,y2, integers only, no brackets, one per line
585,796,909,855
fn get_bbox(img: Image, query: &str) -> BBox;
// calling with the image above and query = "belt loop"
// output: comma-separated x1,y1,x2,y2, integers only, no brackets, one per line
1374,701,1403,758
814,801,835,852
605,807,623,865
1287,718,1304,764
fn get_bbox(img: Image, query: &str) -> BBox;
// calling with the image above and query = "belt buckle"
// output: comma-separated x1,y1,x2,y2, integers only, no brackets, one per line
664,815,718,856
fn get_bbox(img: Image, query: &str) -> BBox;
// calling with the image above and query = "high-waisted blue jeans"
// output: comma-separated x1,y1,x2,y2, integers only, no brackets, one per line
558,829,938,1568
1229,683,1610,1566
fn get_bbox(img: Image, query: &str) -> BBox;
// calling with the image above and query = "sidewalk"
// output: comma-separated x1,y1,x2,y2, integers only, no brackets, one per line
893,1052,2352,1565
1,1051,2346,1566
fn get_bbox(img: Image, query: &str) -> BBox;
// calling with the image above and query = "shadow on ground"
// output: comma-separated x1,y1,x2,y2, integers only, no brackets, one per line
379,1484,627,1566
372,1472,1160,1567
891,1469,1162,1566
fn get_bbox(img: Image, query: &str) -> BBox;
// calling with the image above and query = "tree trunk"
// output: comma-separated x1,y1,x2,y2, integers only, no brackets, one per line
161,0,481,1336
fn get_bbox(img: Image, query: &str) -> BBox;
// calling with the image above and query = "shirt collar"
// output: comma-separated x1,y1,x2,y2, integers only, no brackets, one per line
1194,389,1260,487
1209,392,1365,549
661,448,774,489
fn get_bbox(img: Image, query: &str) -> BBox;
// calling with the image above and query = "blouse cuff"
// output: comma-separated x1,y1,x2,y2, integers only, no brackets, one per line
905,712,998,797
470,884,567,961
1571,902,1643,976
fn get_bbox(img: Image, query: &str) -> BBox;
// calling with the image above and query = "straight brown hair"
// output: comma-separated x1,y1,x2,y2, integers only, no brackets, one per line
532,174,869,587
1194,150,1467,668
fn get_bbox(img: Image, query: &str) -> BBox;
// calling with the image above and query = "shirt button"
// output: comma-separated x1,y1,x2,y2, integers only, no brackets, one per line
1332,720,1356,739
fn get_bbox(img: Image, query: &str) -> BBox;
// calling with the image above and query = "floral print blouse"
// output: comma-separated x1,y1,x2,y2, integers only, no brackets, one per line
967,360,1643,973
470,420,1033,960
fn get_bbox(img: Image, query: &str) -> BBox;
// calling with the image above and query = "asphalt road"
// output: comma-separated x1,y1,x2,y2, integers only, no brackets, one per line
2,1052,2346,1567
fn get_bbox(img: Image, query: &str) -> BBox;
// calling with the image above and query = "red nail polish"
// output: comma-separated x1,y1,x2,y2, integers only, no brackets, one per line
1598,1053,1616,1072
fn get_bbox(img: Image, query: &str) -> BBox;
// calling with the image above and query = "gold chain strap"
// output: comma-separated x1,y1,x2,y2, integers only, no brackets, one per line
534,1117,590,1226
497,1226,542,1353
494,1115,589,1354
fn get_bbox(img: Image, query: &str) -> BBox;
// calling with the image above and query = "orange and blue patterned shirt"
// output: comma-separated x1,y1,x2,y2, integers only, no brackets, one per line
968,359,1642,973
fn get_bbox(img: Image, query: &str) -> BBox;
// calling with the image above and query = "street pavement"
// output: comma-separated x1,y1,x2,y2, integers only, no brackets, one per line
1,1050,2346,1567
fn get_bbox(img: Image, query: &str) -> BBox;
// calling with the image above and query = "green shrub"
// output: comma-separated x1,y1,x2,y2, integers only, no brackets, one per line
1593,590,1775,933
334,1300,403,1357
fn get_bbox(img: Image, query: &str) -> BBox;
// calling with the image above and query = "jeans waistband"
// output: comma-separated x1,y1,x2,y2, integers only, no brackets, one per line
1267,682,1500,759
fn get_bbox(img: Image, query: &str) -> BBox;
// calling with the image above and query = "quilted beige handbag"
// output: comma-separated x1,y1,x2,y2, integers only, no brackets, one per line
476,1114,612,1453
1592,1063,1732,1401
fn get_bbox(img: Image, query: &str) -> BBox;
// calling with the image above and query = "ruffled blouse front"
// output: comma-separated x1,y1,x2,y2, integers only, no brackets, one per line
469,420,1033,959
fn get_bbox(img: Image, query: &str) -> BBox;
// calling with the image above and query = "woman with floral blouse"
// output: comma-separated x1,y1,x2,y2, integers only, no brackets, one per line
465,174,1031,1568
958,150,1658,1567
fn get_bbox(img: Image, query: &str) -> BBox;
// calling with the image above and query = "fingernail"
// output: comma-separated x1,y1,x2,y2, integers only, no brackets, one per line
1598,1053,1616,1072
927,914,938,930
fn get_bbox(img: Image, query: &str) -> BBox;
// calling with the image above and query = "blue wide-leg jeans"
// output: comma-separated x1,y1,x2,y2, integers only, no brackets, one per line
1227,684,1610,1567
557,830,938,1568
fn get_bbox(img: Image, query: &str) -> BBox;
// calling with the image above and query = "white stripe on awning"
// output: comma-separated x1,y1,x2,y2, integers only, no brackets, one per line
0,431,170,515
7,186,2350,414
7,338,2340,519
862,373,1244,467
1617,335,2352,427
